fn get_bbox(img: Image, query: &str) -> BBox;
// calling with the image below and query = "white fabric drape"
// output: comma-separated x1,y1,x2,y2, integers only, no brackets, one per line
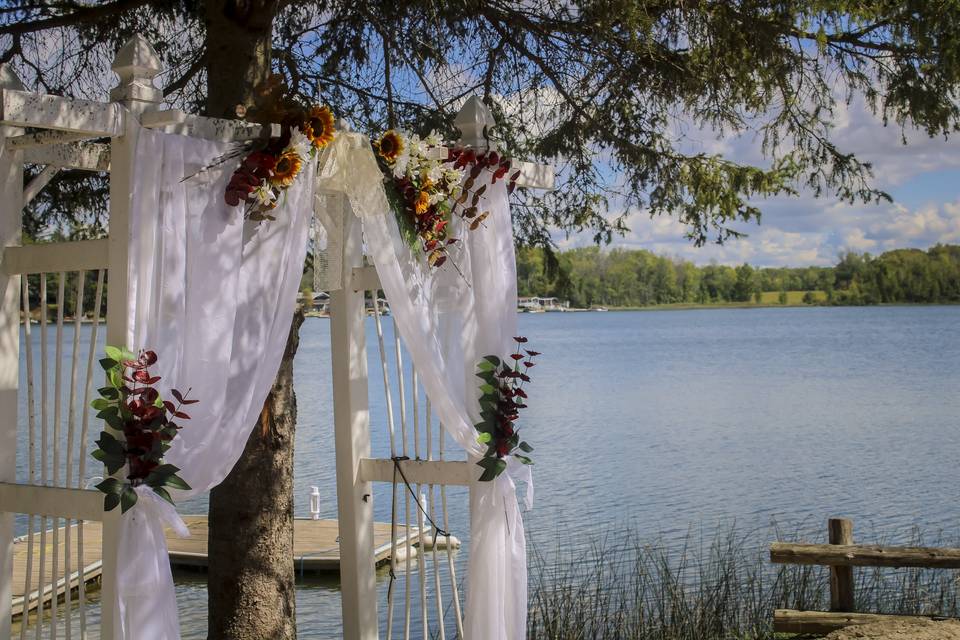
352,135,532,640
119,127,314,639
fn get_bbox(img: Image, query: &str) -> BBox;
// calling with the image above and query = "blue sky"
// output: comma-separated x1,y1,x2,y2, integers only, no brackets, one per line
558,97,960,267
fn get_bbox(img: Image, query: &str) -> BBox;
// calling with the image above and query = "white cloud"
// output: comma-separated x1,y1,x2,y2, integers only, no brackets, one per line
574,94,960,266
598,195,960,267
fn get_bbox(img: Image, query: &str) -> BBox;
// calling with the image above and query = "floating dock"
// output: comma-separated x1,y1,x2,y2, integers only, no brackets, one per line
11,516,429,619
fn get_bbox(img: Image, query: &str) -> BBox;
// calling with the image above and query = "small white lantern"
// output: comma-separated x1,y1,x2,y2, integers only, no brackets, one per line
309,486,321,520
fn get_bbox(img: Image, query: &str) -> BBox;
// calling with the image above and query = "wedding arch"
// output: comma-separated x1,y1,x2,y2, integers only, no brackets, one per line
0,35,553,640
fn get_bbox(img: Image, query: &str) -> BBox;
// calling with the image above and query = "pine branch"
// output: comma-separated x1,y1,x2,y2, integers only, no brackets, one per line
0,0,153,37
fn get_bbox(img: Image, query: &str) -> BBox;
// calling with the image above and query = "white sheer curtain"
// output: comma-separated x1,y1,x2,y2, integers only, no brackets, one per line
116,127,314,639
346,134,532,640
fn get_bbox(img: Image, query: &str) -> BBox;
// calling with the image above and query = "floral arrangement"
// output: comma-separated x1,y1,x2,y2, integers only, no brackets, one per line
473,336,538,481
373,129,521,268
91,347,196,513
222,76,336,221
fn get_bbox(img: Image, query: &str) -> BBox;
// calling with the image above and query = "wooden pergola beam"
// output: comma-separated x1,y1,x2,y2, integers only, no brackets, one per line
0,89,124,136
8,130,96,150
23,142,111,172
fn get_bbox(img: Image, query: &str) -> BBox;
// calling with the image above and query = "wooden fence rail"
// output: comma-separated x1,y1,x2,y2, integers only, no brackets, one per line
770,517,960,635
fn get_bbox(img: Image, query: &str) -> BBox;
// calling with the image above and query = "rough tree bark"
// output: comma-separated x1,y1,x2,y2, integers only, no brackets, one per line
208,308,302,640
203,2,299,639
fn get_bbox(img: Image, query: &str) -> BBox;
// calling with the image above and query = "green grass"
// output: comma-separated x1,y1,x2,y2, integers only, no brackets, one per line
526,524,960,639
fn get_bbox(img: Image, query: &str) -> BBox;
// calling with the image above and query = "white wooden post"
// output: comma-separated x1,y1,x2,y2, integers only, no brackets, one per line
101,35,163,639
328,192,379,640
0,62,25,640
454,95,495,150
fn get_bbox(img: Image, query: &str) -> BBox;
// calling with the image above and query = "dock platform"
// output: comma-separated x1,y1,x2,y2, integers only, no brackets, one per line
11,516,428,619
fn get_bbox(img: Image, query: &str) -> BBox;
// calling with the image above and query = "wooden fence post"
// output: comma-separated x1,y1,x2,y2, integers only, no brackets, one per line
101,34,164,639
0,62,26,640
329,192,378,640
829,517,855,612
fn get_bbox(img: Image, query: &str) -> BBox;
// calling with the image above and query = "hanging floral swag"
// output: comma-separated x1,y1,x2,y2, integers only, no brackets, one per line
214,75,336,221
373,129,521,269
91,347,196,513
474,336,538,481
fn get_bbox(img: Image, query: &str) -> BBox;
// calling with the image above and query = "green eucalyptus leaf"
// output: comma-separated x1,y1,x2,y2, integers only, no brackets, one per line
105,457,125,476
476,432,492,444
95,431,124,454
97,386,119,399
95,477,124,495
91,398,112,411
99,357,118,371
164,474,191,491
104,345,123,361
103,492,121,512
152,486,175,506
103,413,123,430
120,486,138,513
514,454,534,465
518,441,534,453
477,457,507,481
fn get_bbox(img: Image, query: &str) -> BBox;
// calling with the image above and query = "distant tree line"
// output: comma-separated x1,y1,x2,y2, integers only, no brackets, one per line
517,245,960,308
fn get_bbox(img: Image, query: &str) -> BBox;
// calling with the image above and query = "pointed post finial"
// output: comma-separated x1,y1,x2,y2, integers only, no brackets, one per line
0,64,25,91
455,95,496,150
110,34,163,113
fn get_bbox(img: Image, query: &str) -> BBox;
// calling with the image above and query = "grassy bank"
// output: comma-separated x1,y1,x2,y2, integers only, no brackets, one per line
527,525,960,639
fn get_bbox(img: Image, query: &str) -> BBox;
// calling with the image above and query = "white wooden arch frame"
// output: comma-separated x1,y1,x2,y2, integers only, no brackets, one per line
0,34,554,640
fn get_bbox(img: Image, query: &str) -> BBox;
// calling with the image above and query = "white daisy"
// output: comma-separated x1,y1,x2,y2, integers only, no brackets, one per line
285,128,312,159
251,180,277,207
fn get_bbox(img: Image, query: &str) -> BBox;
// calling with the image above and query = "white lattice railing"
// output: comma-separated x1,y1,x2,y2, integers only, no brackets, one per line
0,32,303,640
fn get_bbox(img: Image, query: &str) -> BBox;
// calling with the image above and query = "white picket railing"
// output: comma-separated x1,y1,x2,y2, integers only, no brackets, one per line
0,32,285,640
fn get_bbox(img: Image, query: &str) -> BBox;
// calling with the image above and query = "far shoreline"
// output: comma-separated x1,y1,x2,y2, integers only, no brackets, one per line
519,300,960,314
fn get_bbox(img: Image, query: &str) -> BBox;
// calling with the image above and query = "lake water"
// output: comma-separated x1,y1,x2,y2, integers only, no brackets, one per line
14,305,960,637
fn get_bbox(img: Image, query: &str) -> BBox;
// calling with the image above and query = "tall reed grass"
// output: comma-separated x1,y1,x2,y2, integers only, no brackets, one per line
526,524,960,639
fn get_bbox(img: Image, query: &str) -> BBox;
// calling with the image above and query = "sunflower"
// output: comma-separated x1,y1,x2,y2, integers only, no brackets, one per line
303,105,335,150
413,190,431,215
270,151,302,188
376,130,404,163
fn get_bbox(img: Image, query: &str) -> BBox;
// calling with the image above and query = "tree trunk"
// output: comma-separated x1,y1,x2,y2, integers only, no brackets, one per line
203,3,299,639
208,308,303,640
203,0,275,118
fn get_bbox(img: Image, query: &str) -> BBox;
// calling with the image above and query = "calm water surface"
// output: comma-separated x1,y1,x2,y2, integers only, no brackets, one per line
16,306,960,637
